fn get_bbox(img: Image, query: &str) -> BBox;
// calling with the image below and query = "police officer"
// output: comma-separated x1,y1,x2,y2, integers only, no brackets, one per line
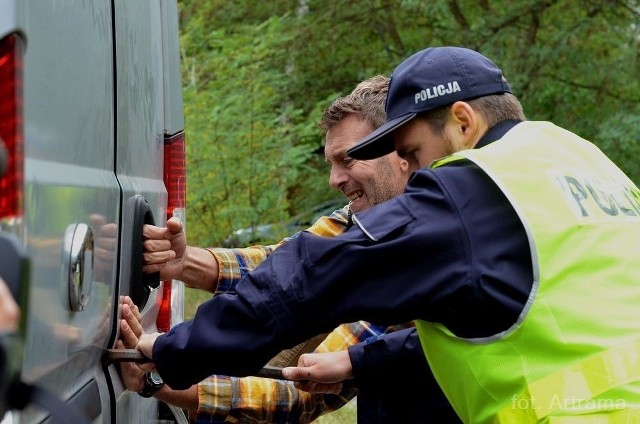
138,46,640,423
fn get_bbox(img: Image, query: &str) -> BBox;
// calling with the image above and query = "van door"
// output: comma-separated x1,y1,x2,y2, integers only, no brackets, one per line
108,0,174,421
16,0,119,422
0,0,183,422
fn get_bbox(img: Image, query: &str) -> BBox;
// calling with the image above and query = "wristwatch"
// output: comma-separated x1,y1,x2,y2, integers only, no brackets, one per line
138,370,164,398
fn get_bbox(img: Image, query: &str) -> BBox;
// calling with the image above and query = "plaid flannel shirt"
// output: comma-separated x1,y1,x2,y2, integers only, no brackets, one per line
194,205,408,423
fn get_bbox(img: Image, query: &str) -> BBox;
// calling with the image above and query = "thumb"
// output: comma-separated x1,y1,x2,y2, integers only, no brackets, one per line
166,217,184,235
281,366,312,381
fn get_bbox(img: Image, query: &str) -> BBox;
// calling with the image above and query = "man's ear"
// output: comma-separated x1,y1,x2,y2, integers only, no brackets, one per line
398,157,410,173
448,101,484,150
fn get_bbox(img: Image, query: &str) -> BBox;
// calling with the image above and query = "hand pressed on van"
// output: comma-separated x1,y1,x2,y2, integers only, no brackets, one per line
115,296,198,411
136,332,161,362
116,296,145,392
0,277,19,334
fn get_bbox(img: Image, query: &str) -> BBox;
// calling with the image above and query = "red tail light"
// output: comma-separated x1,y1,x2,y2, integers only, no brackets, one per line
0,34,24,222
163,132,186,219
157,131,186,332
156,281,172,333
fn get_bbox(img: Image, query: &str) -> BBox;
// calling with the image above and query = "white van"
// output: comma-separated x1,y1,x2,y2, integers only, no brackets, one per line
0,1,186,422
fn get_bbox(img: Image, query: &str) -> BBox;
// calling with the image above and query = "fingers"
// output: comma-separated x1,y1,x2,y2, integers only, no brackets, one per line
128,298,142,322
121,324,155,373
143,237,172,255
294,380,343,394
142,217,182,241
119,296,143,347
0,277,19,333
119,318,139,349
94,224,117,252
142,245,175,265
116,339,145,392
282,366,343,394
142,236,176,274
121,303,143,339
165,217,184,235
120,295,141,321
142,223,169,241
282,365,313,381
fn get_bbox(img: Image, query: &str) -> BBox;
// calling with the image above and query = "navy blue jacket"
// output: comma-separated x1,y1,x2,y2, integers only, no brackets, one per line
153,122,531,423
351,328,461,423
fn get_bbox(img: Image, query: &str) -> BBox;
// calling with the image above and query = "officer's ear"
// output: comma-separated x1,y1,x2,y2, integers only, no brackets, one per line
447,101,485,150
397,156,410,173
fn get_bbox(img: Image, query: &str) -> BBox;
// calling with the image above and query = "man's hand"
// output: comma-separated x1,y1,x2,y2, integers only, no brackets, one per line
0,277,19,333
282,350,353,394
137,332,162,363
142,217,185,279
116,296,145,392
143,217,219,292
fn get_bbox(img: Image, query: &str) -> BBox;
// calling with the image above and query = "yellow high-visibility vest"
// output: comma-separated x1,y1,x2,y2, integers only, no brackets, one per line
417,121,640,423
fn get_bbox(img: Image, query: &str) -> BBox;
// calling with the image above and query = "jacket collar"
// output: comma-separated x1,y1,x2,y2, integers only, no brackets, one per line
476,120,522,149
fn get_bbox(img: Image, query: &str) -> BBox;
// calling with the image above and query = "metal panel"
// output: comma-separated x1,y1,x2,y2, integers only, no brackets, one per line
112,0,169,421
160,0,185,135
0,0,22,41
19,0,117,422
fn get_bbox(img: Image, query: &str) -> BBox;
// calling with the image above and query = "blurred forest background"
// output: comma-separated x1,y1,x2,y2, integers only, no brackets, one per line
176,1,639,421
178,0,639,249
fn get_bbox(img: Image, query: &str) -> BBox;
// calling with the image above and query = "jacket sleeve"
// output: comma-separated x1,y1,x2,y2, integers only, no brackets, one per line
348,327,423,385
347,327,460,421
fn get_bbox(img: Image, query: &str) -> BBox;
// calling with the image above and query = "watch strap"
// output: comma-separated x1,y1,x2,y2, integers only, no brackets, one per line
137,371,164,398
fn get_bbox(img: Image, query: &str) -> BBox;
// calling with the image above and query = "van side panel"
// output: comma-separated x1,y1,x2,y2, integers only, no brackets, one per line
20,0,117,422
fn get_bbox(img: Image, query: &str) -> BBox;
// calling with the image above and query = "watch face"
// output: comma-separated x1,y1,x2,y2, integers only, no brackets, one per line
139,370,164,398
148,370,163,386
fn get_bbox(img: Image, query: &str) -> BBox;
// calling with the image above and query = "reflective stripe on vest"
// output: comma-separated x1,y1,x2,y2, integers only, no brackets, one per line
495,340,640,422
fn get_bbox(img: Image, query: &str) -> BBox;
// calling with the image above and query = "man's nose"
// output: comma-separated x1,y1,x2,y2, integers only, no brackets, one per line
328,168,348,190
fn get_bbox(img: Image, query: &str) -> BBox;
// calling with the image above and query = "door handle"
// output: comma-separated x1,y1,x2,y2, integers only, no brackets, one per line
128,195,160,309
64,223,94,312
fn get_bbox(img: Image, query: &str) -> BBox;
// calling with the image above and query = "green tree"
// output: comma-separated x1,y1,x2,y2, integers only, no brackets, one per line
178,2,639,421
179,0,640,246
181,10,322,245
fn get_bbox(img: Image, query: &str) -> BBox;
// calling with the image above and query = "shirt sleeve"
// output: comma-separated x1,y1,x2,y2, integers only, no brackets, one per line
189,206,355,421
208,205,350,294
194,375,357,424
192,319,378,422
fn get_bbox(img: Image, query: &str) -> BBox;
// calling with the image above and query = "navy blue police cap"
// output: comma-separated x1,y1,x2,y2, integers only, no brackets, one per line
347,46,512,160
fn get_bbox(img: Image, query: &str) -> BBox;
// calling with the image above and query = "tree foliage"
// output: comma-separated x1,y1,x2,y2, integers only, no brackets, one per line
178,0,640,246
